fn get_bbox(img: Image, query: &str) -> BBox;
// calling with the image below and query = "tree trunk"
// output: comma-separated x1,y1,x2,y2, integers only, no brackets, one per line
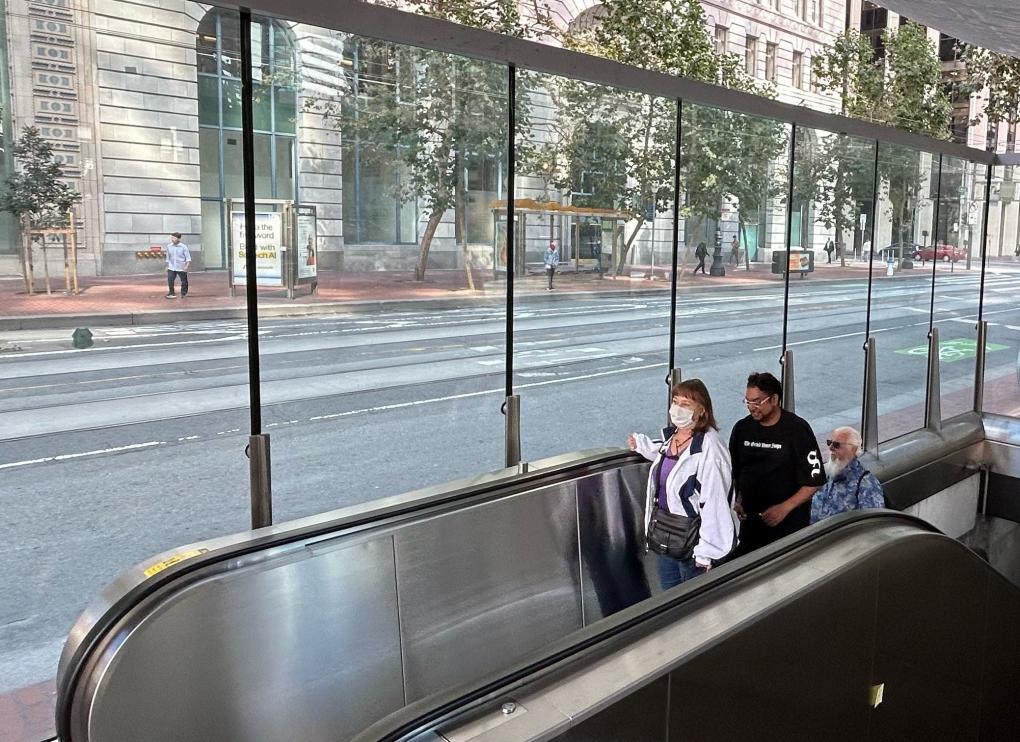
415,210,444,281
41,239,52,295
615,216,646,274
20,218,35,295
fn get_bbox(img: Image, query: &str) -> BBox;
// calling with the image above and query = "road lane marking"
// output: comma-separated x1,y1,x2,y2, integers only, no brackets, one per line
0,335,248,359
0,441,164,471
307,362,667,423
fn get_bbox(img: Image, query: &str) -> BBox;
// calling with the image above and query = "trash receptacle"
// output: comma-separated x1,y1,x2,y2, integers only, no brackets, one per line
886,257,895,276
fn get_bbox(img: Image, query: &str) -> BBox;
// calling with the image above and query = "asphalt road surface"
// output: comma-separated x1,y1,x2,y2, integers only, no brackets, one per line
2,264,1019,692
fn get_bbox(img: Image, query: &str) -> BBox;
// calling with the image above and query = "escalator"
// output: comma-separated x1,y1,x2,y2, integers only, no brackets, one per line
55,426,1020,742
367,511,1020,742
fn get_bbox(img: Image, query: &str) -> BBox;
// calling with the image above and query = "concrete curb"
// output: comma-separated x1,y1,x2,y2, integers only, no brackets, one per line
0,285,679,331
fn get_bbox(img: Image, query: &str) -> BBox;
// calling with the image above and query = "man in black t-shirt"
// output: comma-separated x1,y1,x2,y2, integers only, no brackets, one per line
730,372,826,556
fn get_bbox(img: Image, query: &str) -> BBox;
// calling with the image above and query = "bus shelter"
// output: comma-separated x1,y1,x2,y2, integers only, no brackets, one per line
491,199,632,278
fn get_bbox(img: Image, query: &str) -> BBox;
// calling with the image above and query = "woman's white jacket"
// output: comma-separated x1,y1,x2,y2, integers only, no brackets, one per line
632,428,739,567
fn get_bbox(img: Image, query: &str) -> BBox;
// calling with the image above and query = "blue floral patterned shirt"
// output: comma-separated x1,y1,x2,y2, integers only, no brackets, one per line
810,456,885,524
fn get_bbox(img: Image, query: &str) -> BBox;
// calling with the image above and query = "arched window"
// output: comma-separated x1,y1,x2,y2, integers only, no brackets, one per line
197,9,297,267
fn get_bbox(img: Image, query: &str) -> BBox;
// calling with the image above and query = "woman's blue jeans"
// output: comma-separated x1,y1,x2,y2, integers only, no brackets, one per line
656,554,701,590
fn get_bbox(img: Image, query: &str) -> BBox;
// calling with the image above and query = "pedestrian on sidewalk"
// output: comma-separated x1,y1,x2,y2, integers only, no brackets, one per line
694,242,708,275
165,232,191,299
544,241,559,290
824,237,835,264
729,235,740,266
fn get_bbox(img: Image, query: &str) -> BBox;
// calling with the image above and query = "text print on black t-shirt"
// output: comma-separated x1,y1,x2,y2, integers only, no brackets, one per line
729,411,826,514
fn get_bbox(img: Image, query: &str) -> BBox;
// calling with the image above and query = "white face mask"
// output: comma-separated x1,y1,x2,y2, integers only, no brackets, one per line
669,403,695,430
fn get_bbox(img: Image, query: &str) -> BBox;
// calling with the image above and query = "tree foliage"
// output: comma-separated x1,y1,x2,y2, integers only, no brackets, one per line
546,0,786,272
811,23,950,252
0,126,80,294
308,0,552,280
964,46,1020,152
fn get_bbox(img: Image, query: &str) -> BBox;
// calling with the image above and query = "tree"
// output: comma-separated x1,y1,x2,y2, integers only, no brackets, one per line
552,0,783,273
0,127,80,295
307,0,551,281
812,23,950,255
964,46,1020,153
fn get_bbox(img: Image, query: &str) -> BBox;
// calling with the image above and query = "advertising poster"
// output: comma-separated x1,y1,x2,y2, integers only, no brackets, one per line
231,211,284,286
296,211,318,280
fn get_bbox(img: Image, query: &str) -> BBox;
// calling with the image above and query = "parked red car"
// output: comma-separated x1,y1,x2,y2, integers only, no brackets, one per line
912,243,965,262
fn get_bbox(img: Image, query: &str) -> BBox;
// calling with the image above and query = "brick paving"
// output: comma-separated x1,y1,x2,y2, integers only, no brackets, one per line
0,260,925,327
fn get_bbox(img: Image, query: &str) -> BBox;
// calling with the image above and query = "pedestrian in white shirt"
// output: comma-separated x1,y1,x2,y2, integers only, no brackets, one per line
165,232,191,299
628,378,739,589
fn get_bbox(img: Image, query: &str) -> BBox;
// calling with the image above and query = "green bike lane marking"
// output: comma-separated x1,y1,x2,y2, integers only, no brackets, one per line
895,338,1009,363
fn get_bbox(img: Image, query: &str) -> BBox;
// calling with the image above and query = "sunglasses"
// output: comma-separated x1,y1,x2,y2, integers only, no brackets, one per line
826,440,843,449
743,396,772,408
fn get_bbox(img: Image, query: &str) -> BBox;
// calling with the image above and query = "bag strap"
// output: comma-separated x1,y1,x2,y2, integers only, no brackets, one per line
854,469,869,508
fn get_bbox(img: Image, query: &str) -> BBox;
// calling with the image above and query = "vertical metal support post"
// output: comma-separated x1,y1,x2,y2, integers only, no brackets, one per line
974,166,994,413
925,326,942,432
666,367,682,426
780,349,795,413
780,125,797,369
504,394,522,470
974,320,988,413
862,336,879,455
503,64,520,470
248,435,272,529
928,154,944,327
241,7,271,526
863,141,881,341
668,99,683,381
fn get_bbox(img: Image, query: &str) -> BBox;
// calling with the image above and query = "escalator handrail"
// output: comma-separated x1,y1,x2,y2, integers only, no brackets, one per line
361,510,943,742
54,447,643,742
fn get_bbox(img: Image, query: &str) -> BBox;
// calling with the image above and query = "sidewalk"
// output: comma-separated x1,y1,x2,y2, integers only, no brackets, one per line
0,260,949,331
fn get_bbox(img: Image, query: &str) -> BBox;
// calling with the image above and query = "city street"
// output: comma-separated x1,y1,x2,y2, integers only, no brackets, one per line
2,265,1020,693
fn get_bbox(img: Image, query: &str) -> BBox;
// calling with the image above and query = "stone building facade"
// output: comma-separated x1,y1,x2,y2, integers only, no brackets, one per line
0,0,857,278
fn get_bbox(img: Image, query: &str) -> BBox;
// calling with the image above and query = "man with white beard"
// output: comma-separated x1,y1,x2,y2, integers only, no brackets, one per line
810,426,885,524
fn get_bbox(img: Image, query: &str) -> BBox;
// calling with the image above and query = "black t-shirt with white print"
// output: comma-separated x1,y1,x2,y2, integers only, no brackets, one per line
729,409,826,550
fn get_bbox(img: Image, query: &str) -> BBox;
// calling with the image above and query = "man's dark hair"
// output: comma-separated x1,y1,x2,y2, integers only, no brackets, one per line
747,371,782,402
171,232,182,238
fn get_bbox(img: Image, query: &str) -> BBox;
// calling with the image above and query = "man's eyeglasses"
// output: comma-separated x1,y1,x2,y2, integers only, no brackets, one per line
743,396,771,408
826,440,843,449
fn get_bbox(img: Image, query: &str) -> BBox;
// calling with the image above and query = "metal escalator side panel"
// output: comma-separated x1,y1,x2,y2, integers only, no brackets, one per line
360,512,939,742
57,451,647,742
422,519,1020,742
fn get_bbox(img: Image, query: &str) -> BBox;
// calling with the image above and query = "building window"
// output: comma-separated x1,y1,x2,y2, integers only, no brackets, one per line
802,0,821,25
715,25,728,55
197,9,297,268
342,41,418,245
792,51,803,89
765,42,777,82
464,156,501,244
746,36,758,77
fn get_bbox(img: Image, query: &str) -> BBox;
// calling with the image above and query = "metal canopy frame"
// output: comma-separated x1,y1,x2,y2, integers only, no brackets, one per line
242,0,1000,166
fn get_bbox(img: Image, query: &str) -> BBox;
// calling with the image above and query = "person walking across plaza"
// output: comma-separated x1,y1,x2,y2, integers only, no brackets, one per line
810,426,885,523
824,237,835,264
729,371,826,556
544,241,559,290
165,232,191,299
693,241,708,275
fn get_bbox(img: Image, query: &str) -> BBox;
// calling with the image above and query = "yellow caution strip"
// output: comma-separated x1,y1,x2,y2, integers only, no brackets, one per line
143,548,210,578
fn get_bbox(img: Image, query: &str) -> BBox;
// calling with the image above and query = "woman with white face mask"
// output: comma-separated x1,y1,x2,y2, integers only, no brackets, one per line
627,379,738,589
